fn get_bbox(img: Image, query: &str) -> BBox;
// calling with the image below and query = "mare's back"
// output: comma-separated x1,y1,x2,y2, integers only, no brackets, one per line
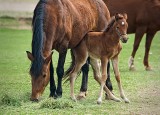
44,0,110,49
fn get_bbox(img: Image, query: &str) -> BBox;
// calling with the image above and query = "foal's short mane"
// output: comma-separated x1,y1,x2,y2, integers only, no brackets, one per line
104,16,116,32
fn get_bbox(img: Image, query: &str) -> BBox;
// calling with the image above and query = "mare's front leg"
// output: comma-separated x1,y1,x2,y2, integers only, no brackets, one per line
112,56,130,103
49,60,57,98
77,58,90,100
129,27,146,70
56,49,67,97
144,31,156,70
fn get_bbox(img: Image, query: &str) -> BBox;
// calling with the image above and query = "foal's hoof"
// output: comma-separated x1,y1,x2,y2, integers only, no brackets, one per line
124,98,130,103
105,92,114,100
77,92,86,100
111,97,121,102
97,98,102,105
145,66,152,71
129,65,136,71
122,97,130,103
70,96,77,102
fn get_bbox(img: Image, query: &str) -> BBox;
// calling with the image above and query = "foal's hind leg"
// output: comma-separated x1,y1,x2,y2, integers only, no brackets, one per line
112,56,130,103
70,45,88,101
90,58,120,104
77,58,89,100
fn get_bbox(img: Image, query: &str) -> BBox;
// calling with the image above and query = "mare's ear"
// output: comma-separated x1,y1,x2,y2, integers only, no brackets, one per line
26,51,34,61
44,51,53,64
123,13,128,20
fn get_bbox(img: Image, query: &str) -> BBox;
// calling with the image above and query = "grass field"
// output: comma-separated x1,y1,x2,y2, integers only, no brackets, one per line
0,18,160,114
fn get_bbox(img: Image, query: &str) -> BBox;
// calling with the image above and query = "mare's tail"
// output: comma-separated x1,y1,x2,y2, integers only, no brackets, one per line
63,49,75,83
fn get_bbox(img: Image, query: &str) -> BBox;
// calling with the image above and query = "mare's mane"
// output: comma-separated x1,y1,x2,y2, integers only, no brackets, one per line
30,0,46,77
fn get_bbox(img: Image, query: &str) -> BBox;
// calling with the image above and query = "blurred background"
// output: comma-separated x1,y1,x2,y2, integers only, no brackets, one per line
0,0,38,29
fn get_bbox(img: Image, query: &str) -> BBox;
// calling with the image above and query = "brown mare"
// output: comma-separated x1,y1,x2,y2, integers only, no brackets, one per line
26,0,111,101
103,0,160,70
64,13,130,104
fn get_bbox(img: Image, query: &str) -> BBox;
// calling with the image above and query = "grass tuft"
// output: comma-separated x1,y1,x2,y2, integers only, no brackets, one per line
40,98,74,109
0,94,21,107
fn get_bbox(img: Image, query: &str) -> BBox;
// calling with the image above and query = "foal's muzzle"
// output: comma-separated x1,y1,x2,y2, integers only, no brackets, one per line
120,34,128,43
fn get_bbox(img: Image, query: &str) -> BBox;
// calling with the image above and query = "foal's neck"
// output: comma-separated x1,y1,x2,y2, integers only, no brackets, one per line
105,27,120,44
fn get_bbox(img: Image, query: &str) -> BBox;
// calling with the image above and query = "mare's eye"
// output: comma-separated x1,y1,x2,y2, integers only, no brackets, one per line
43,74,46,78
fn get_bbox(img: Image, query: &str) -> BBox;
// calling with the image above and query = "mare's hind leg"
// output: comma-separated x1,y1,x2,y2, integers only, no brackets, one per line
129,27,146,70
90,58,120,104
49,60,57,98
56,49,67,97
112,56,130,103
144,31,156,70
77,58,90,100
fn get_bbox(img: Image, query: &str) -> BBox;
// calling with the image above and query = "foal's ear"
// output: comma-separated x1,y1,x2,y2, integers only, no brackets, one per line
123,13,128,20
44,51,53,64
115,13,120,21
26,51,34,61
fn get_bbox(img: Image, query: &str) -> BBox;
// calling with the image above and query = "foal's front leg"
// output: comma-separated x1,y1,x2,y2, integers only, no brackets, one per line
97,57,108,104
90,58,121,104
112,56,130,103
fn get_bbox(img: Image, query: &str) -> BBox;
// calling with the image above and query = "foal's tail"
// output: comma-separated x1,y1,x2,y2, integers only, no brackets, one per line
63,49,75,83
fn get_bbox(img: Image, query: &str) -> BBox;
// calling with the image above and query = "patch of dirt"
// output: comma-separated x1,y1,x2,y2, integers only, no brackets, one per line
136,84,160,114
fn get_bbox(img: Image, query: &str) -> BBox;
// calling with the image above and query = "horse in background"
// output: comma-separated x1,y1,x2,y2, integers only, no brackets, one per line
103,0,160,70
26,0,111,101
64,13,129,104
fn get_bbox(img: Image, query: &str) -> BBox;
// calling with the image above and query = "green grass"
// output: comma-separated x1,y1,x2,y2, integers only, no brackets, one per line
0,26,160,114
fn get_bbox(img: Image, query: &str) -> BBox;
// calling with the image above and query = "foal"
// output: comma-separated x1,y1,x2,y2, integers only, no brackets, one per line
64,13,130,104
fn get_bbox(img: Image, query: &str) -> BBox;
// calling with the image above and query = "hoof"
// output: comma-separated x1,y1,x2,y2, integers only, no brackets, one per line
145,66,152,71
124,98,130,103
105,92,114,100
97,98,102,105
70,96,77,102
77,92,86,100
122,97,130,103
129,65,136,71
49,93,58,99
111,97,121,102
128,56,135,71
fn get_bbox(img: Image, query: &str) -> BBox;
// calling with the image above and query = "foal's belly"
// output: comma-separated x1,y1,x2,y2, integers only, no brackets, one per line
88,51,100,60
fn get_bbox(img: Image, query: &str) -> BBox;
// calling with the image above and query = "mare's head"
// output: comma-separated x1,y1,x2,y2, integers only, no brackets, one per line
26,51,53,102
114,13,128,43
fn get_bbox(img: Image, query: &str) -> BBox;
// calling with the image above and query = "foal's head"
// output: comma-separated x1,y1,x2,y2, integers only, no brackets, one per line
106,13,128,43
